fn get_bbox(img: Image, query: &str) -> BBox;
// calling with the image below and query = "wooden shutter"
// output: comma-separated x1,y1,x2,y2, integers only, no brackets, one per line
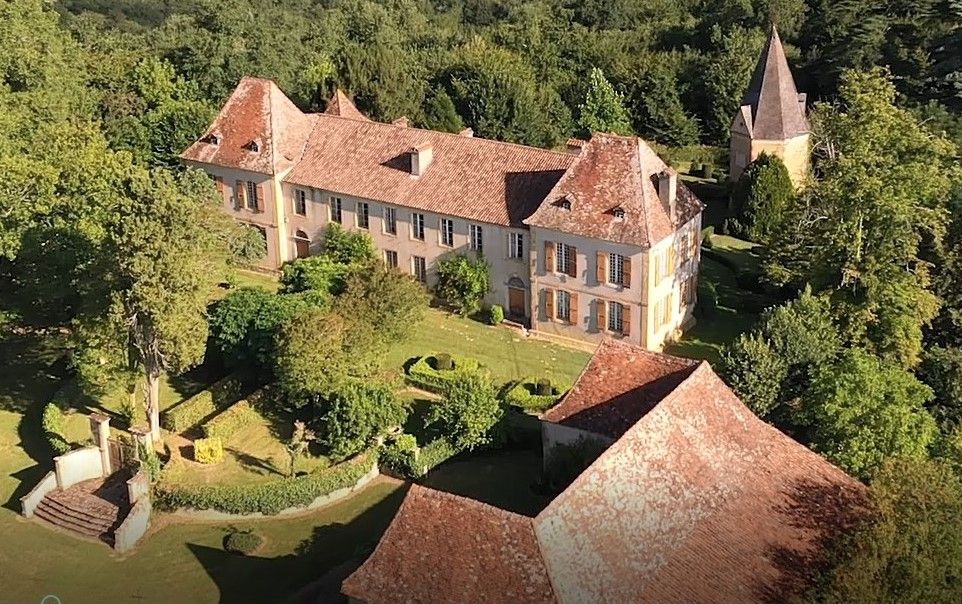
622,257,632,288
544,241,555,273
544,288,554,320
569,292,578,324
622,304,631,336
235,180,246,208
214,176,225,201
258,183,271,213
568,246,578,277
596,252,607,284
597,299,606,332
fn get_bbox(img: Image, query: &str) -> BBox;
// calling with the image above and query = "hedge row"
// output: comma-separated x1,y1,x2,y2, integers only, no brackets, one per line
154,451,375,515
503,379,567,413
201,391,266,441
380,436,457,479
42,403,72,455
405,355,480,394
162,374,255,433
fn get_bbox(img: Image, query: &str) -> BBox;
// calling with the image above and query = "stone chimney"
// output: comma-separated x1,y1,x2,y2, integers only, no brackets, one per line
411,143,433,177
458,127,474,137
392,116,410,128
657,169,677,217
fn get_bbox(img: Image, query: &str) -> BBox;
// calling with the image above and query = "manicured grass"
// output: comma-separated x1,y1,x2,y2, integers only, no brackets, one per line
384,308,592,386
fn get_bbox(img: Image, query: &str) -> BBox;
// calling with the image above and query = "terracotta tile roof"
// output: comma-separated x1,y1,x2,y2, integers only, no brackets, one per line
285,115,575,227
740,26,809,140
536,361,869,603
541,338,698,439
324,88,372,122
524,133,703,248
341,485,555,604
180,76,316,175
343,345,869,604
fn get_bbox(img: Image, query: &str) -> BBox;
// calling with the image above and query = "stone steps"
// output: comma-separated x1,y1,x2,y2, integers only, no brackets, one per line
33,490,128,545
37,496,118,532
34,504,114,543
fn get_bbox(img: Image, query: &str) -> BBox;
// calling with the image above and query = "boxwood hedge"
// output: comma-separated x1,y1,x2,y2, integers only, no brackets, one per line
154,451,375,515
201,391,266,441
503,379,567,413
405,355,480,394
379,436,457,479
42,402,72,455
162,374,256,433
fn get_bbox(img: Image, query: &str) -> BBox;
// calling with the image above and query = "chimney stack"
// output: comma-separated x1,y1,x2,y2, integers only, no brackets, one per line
410,143,433,177
657,169,677,217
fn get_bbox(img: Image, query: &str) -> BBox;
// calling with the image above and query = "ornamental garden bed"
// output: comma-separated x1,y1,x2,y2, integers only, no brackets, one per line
503,378,569,414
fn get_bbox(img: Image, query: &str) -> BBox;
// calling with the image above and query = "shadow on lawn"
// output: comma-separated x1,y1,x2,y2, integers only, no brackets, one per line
187,484,408,604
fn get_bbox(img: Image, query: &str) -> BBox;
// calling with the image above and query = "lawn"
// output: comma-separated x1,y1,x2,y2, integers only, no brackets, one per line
384,308,592,386
0,331,405,604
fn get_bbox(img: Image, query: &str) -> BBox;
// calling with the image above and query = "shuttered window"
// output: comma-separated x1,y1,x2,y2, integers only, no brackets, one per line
556,290,570,322
245,181,259,211
556,243,577,277
608,301,624,333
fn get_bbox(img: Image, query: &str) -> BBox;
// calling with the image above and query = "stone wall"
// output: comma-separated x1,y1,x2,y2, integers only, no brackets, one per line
20,471,58,518
54,447,105,490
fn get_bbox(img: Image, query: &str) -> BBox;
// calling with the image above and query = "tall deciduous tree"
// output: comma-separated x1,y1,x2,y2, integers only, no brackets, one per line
317,381,406,460
732,152,797,245
577,68,633,137
427,368,502,451
435,254,490,316
75,168,235,440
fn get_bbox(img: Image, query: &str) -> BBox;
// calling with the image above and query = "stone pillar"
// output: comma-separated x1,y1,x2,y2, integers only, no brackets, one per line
129,426,152,460
89,413,112,476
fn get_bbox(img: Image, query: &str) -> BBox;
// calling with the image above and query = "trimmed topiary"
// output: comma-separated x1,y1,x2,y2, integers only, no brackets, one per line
223,530,263,555
435,353,454,371
194,437,224,464
536,378,552,396
488,304,505,325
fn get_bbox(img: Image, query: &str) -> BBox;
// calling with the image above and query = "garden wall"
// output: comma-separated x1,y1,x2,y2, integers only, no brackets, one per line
54,447,104,490
19,471,58,518
115,497,152,554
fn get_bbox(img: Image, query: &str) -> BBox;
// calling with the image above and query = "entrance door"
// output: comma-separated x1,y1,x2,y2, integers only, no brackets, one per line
508,287,526,319
294,230,310,258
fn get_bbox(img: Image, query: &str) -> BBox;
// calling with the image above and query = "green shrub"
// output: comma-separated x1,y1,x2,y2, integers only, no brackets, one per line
488,304,505,325
42,403,71,455
503,379,566,413
224,530,263,555
202,397,263,441
194,437,224,464
701,226,715,249
536,378,552,396
406,355,480,393
162,374,255,433
416,439,457,476
697,281,719,317
379,433,419,476
154,451,375,515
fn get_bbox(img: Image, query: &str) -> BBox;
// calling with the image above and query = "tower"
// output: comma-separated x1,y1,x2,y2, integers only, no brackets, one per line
729,26,810,188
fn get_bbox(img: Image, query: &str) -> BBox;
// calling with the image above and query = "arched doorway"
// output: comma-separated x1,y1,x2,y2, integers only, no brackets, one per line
507,276,526,320
294,230,310,258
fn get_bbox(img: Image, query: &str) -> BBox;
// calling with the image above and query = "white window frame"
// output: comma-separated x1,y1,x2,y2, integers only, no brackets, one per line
246,181,259,211
384,249,398,269
608,253,624,285
556,242,574,274
294,189,307,216
556,290,571,322
356,201,370,229
411,212,425,240
469,224,483,253
383,206,397,235
330,196,343,224
509,232,524,259
412,255,427,283
608,301,624,333
440,218,454,247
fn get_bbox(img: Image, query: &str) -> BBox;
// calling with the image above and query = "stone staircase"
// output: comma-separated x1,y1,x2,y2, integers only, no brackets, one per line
32,477,129,545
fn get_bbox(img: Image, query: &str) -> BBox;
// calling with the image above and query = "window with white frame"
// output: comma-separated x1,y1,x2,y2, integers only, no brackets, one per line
608,301,624,332
440,218,454,247
556,242,576,276
556,290,571,322
509,232,524,259
356,201,370,229
383,206,397,235
330,196,343,223
246,182,259,211
294,189,307,216
412,255,427,283
608,253,625,285
411,212,425,240
469,224,483,253
384,250,398,269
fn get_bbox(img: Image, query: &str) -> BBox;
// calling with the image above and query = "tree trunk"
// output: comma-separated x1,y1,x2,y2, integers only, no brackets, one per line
147,372,161,443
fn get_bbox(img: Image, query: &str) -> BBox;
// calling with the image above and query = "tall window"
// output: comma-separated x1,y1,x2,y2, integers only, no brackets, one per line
384,250,398,269
411,212,425,240
681,275,697,305
246,182,259,211
654,247,676,283
440,218,454,247
654,294,674,330
556,290,571,322
412,256,427,283
509,232,524,259
608,301,624,332
356,201,370,229
294,190,307,216
608,253,624,285
384,206,397,235
556,242,576,277
330,196,343,224
469,224,483,253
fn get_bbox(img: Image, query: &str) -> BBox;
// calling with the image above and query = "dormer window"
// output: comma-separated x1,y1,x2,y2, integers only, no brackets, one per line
202,133,220,145
613,207,625,221
244,140,260,153
557,197,572,211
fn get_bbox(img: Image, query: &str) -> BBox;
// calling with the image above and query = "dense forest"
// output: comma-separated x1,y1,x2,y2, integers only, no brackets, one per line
3,0,962,599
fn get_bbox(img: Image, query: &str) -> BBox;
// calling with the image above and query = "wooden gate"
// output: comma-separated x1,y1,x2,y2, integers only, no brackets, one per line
108,438,125,471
